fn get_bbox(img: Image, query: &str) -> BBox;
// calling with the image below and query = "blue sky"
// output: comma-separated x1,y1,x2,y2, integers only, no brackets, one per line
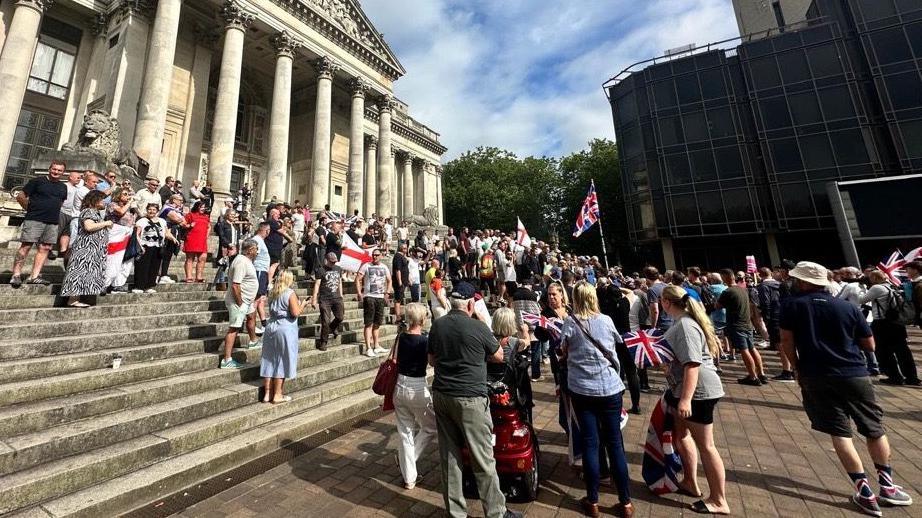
361,0,741,160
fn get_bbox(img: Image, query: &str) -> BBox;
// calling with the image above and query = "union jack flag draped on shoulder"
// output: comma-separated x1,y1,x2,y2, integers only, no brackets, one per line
572,181,600,238
522,312,563,338
622,328,674,368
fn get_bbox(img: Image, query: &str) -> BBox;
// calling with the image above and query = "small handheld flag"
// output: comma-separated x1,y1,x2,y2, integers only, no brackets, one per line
622,329,674,368
522,312,562,338
572,181,600,238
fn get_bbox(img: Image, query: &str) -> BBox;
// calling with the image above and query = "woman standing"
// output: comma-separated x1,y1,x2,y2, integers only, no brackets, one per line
183,201,211,282
260,270,307,403
428,268,449,319
393,303,436,489
561,281,633,518
105,188,138,293
659,285,729,515
61,191,112,308
158,194,189,284
133,203,175,293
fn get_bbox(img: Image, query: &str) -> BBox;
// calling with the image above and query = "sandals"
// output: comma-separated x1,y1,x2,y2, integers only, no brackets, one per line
271,395,292,404
690,500,730,515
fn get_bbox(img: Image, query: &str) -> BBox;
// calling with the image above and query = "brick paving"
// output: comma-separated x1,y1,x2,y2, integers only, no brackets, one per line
173,335,922,518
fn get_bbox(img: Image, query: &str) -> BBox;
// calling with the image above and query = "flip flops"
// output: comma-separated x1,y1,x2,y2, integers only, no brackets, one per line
690,500,730,515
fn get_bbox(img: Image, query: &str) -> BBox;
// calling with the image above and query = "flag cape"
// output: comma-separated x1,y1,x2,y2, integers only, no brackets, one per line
622,329,674,368
337,233,374,273
642,395,683,495
572,182,600,238
105,224,133,287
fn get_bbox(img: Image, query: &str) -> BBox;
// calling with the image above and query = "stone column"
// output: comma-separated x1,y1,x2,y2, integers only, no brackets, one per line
265,31,301,203
132,0,183,177
0,0,50,185
402,152,415,218
208,0,254,199
347,77,367,216
376,96,394,218
309,56,339,209
363,135,377,217
436,165,444,225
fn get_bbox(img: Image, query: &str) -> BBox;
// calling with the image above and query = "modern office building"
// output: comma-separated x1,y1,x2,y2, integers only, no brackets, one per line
605,0,922,269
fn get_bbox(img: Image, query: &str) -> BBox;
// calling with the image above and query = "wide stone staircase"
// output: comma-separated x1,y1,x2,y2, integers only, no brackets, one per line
0,245,393,517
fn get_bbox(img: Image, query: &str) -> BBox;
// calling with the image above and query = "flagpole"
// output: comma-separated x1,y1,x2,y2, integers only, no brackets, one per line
592,178,611,271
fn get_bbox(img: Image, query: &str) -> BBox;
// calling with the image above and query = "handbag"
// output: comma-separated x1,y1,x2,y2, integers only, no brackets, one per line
372,333,402,411
124,232,141,262
570,316,620,373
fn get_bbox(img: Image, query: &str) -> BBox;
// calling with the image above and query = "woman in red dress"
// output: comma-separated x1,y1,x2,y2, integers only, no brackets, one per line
183,201,211,282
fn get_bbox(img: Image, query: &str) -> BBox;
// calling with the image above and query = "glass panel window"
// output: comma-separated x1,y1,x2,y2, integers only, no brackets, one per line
4,108,62,189
658,116,684,146
900,120,922,158
907,21,922,56
653,80,677,109
871,27,913,65
749,56,781,90
690,150,717,181
799,134,836,169
818,85,855,121
707,107,735,138
769,138,803,172
50,52,75,85
760,96,792,130
683,112,709,142
696,191,725,223
675,74,702,105
671,196,700,225
788,91,823,125
810,181,831,215
779,183,815,218
855,0,896,22
29,43,54,81
665,154,692,185
699,69,726,99
883,71,922,111
829,129,870,165
715,147,744,178
26,41,75,100
617,92,637,126
722,188,754,221
806,44,843,77
778,50,812,84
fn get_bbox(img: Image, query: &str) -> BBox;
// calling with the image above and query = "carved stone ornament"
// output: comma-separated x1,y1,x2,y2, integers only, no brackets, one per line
221,0,255,31
17,0,54,12
365,134,378,148
90,12,109,37
313,56,340,80
349,77,369,98
377,94,395,114
113,0,153,18
403,152,416,165
271,31,303,58
389,145,398,158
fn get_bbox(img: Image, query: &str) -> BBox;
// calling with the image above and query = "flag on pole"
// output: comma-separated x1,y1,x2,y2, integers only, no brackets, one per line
515,217,532,249
337,233,374,273
572,181,600,238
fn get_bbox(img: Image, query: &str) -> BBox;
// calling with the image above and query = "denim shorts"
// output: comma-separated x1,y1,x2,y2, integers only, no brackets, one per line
727,328,755,351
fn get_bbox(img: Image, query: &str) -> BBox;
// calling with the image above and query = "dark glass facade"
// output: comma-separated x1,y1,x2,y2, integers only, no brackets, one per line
607,0,922,268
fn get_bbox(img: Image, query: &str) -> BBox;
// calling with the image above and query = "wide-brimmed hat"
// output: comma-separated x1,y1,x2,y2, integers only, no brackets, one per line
789,261,830,286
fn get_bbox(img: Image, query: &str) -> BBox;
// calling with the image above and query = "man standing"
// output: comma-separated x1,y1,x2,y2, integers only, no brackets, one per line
310,252,344,351
719,268,767,385
221,239,261,369
159,176,175,206
251,223,272,334
134,176,161,211
10,160,68,287
265,208,288,283
781,261,913,516
425,258,440,303
757,267,793,381
428,281,520,518
356,249,391,357
392,243,410,324
57,170,83,257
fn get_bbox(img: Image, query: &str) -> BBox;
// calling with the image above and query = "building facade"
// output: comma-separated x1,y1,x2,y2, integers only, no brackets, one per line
0,0,446,221
606,0,922,269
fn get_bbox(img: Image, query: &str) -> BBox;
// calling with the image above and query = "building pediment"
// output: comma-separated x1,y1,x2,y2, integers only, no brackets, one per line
271,0,406,80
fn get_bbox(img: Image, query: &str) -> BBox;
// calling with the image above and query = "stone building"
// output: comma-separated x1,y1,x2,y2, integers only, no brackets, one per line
0,0,446,221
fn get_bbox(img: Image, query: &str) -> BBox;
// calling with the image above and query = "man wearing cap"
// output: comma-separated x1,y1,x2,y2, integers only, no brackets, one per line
781,261,913,516
427,281,520,518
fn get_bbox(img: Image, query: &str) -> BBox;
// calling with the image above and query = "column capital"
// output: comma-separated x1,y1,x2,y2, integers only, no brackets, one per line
220,0,255,31
271,30,302,58
377,94,396,114
402,152,416,165
114,0,154,19
389,145,398,158
16,0,54,12
365,134,378,149
350,77,370,98
313,56,340,80
90,12,109,37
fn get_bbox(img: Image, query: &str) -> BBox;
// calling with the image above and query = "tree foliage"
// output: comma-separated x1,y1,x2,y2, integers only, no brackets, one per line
442,139,629,264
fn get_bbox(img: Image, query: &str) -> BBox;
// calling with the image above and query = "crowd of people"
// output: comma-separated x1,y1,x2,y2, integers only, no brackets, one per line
9,162,920,517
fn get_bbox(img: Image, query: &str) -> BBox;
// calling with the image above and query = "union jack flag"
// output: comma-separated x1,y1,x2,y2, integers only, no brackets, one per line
572,181,600,238
522,312,562,338
642,395,683,495
878,247,922,286
622,329,674,368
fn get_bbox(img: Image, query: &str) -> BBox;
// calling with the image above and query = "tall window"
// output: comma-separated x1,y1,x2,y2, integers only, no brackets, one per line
27,41,76,100
4,109,61,189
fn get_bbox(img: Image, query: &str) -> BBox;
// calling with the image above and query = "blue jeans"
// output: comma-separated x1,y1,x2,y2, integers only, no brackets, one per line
571,391,631,504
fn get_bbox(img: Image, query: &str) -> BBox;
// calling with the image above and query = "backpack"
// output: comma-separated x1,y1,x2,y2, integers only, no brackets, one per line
699,284,717,313
878,286,915,326
479,253,495,279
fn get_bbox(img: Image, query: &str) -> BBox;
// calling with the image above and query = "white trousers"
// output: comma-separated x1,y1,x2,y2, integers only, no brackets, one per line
393,374,437,485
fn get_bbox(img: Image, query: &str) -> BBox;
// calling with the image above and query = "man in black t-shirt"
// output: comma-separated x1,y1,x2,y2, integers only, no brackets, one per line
11,160,68,287
310,253,343,351
325,220,343,259
264,208,288,281
428,281,519,518
718,268,766,386
392,243,410,323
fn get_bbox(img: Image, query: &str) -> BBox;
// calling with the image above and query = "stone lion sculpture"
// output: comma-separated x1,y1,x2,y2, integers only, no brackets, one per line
408,206,440,227
62,109,140,184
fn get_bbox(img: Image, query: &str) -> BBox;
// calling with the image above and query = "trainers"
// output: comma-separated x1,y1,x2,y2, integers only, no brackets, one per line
879,485,913,506
145,288,157,294
503,509,524,518
373,346,389,354
772,371,796,382
738,376,762,386
131,289,144,294
9,275,21,288
245,340,261,349
27,277,50,285
365,348,377,357
220,358,245,369
880,377,905,386
316,342,328,352
255,325,265,335
758,374,770,384
853,493,883,516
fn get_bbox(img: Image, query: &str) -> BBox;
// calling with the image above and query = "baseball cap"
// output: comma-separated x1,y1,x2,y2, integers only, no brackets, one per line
450,281,476,299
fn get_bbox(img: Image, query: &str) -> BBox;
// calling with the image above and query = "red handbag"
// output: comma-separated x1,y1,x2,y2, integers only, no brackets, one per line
372,334,401,411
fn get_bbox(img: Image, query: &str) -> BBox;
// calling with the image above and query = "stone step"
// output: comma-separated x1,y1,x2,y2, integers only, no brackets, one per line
3,374,381,517
0,277,342,298
0,337,388,437
0,348,382,481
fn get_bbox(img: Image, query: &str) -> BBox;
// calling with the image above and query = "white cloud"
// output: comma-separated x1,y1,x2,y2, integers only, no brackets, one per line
361,0,740,160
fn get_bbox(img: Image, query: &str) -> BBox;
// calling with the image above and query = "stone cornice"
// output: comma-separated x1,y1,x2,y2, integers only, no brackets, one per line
17,0,54,12
363,106,447,156
221,0,255,31
268,0,405,81
271,30,303,58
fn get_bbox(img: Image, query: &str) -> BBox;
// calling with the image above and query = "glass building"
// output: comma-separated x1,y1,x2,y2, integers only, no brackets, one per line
606,0,922,269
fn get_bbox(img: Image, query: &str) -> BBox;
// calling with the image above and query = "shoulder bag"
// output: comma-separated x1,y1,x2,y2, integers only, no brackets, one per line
372,333,403,411
570,316,619,373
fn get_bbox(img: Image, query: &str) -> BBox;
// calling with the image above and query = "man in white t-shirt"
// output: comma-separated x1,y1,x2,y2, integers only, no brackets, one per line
396,221,409,249
356,249,392,357
407,251,422,303
221,239,261,369
57,170,82,256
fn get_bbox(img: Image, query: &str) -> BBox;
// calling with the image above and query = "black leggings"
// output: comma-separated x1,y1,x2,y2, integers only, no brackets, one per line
616,342,641,410
134,246,162,290
159,240,178,278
